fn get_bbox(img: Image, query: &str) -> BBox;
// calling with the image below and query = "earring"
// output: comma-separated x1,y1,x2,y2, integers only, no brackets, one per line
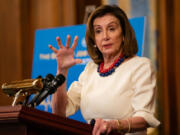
93,45,97,48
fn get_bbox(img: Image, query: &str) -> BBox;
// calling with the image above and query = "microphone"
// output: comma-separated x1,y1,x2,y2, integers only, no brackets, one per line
90,119,96,127
28,74,65,107
2,78,43,97
28,74,54,106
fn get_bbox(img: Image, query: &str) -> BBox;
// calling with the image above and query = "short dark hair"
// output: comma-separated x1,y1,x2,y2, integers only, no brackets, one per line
85,5,138,64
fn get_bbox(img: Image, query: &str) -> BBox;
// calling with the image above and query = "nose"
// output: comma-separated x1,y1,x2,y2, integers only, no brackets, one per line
103,30,110,41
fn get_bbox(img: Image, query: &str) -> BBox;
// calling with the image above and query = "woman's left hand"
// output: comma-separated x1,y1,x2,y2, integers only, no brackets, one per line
92,119,117,135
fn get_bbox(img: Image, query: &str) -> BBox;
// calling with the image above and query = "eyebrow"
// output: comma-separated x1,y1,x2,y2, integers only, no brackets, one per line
93,21,119,27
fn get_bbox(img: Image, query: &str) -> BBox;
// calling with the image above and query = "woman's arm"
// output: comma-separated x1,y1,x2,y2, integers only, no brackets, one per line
92,117,148,135
116,117,148,133
52,70,68,117
49,35,82,117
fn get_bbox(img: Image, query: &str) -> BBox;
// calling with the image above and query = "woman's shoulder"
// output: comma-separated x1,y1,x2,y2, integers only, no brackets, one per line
122,56,154,72
127,56,152,66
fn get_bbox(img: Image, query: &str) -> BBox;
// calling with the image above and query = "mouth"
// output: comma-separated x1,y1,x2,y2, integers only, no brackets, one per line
103,44,112,49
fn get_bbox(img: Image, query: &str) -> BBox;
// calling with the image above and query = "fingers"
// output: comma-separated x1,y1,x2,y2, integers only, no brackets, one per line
92,119,110,135
56,36,63,48
92,119,101,135
71,36,79,50
106,128,111,135
56,35,78,50
49,44,58,53
65,35,71,48
75,59,83,64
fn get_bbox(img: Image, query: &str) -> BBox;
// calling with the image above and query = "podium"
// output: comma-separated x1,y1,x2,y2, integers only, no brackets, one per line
0,105,121,135
0,105,92,135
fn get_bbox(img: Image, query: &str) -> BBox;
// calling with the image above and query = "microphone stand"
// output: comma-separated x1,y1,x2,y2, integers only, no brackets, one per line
12,89,23,106
22,95,31,106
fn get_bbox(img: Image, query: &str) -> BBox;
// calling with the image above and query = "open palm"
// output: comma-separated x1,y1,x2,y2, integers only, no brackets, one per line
49,35,82,72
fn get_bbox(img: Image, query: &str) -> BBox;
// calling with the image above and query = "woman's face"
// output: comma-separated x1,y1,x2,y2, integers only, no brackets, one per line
93,14,124,58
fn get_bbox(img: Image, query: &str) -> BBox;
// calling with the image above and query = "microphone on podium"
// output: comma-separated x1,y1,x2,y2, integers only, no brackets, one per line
28,74,65,107
28,74,54,106
2,74,65,107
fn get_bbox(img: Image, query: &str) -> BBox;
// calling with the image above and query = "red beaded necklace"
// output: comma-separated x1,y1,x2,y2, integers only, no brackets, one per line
97,54,126,77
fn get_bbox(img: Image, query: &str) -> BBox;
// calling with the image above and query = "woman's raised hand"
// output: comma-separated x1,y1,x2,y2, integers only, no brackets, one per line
49,35,82,74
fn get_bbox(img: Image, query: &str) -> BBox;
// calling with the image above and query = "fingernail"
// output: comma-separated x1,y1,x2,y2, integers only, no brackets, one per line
75,36,78,40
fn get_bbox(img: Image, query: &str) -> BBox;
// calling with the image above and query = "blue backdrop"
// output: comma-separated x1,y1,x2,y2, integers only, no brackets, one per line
32,16,146,123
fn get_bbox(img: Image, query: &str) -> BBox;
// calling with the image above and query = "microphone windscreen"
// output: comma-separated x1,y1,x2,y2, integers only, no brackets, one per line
53,74,66,88
44,74,54,82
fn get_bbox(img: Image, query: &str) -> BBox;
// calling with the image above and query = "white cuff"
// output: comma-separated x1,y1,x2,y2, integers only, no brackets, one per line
133,110,160,127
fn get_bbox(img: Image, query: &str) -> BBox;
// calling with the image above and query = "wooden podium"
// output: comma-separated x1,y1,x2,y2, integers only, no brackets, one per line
0,105,121,135
0,105,92,135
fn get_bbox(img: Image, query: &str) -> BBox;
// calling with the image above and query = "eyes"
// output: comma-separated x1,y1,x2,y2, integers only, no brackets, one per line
94,26,116,34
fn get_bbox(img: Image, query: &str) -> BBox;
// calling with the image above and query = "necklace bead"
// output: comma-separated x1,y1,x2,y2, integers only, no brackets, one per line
97,55,126,77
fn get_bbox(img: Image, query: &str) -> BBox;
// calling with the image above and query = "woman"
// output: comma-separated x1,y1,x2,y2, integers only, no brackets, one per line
49,5,160,135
